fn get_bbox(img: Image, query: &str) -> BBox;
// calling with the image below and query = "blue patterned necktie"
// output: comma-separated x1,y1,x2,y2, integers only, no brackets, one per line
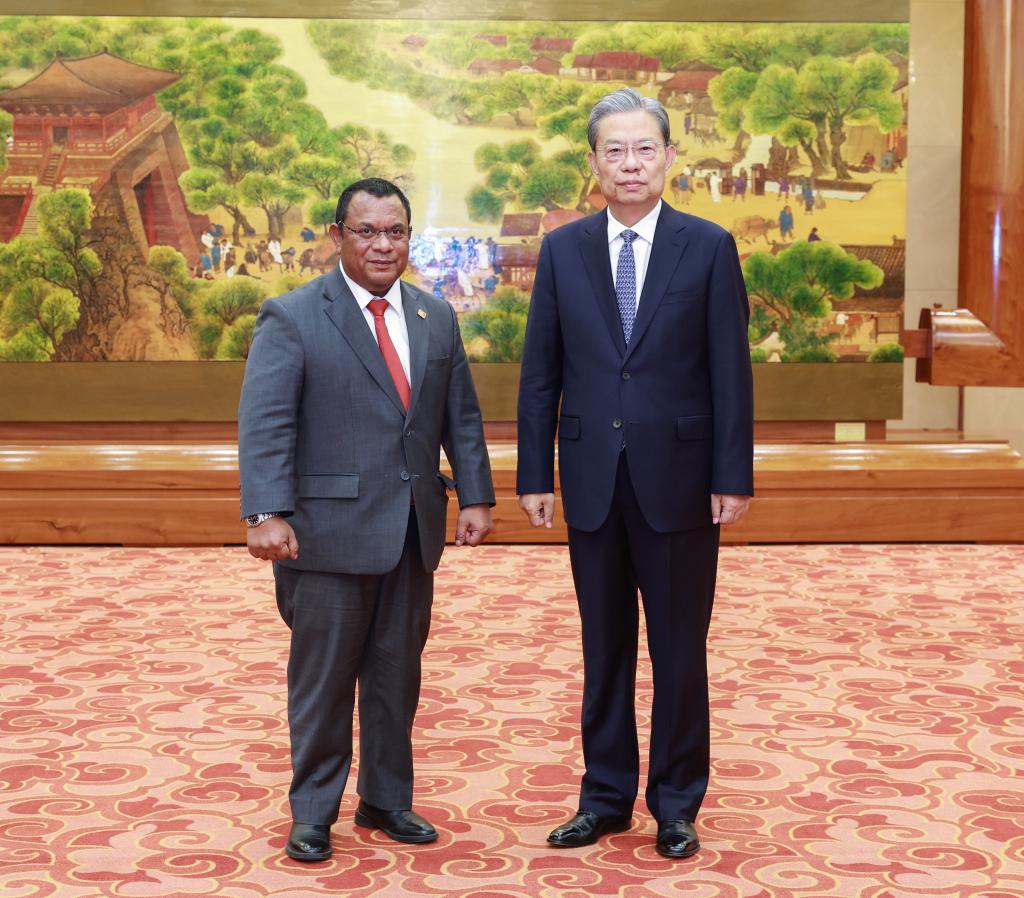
616,229,639,343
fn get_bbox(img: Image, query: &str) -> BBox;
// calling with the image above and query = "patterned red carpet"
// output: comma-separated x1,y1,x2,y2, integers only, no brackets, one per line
1,545,1022,898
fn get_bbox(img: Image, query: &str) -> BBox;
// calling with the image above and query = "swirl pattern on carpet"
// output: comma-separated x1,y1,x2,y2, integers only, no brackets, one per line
1,544,1022,897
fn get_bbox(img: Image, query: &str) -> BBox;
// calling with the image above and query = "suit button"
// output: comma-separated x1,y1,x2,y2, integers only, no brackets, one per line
621,371,631,381
612,418,622,429
400,471,411,481
405,430,413,437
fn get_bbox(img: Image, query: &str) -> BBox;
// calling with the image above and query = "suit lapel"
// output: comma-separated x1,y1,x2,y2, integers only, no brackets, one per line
579,210,626,356
321,267,407,416
401,282,428,419
624,204,689,363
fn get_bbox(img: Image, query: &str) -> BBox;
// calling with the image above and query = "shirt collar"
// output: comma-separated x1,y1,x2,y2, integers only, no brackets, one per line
338,261,404,313
607,200,662,247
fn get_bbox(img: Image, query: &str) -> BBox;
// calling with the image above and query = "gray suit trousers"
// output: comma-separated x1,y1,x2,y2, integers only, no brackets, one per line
274,510,432,825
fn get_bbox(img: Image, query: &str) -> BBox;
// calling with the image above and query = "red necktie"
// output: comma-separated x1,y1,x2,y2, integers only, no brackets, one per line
367,298,411,411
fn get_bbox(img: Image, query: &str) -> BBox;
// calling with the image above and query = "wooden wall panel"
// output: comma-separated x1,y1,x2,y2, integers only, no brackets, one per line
1,441,1023,544
956,0,1024,381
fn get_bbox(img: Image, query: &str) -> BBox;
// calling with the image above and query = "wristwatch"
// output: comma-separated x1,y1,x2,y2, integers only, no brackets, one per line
246,512,282,527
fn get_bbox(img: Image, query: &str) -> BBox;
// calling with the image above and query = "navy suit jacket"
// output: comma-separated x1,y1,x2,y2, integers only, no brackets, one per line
516,203,754,533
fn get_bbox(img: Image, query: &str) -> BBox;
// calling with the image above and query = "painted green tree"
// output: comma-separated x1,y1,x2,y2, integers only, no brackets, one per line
161,26,288,239
467,140,580,222
745,53,903,179
308,199,338,234
461,288,530,362
0,281,79,360
180,160,260,246
165,30,332,238
218,314,259,360
0,190,98,360
706,66,758,160
239,170,307,241
139,245,200,339
536,85,608,212
742,241,883,361
331,125,415,189
193,278,267,359
571,22,697,67
285,154,357,201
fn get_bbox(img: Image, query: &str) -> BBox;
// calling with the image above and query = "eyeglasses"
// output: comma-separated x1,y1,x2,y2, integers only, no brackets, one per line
599,142,663,164
338,223,412,243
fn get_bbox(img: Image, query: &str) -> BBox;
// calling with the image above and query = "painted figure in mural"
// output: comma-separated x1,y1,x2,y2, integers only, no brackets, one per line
679,167,693,205
516,88,753,860
708,170,722,203
802,179,815,214
268,237,284,268
733,169,747,202
779,204,795,241
238,177,494,862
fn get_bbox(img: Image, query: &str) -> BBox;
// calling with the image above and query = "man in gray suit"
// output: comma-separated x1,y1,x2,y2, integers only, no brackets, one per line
239,177,494,862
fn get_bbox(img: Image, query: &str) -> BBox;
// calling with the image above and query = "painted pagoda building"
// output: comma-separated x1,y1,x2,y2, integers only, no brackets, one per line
0,51,204,261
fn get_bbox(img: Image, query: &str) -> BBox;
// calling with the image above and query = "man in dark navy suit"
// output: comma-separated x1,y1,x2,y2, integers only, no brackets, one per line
516,88,754,859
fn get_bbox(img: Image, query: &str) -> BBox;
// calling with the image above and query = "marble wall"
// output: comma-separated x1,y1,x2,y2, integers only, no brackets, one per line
899,0,963,435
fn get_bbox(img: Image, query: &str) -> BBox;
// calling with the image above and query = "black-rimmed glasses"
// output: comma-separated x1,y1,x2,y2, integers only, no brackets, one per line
338,223,412,243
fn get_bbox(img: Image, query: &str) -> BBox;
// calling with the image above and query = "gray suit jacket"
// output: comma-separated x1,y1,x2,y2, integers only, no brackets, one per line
238,267,494,574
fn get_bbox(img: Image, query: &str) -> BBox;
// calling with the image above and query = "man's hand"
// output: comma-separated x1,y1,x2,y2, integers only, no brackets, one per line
247,516,299,561
519,493,555,529
711,494,750,526
455,504,492,547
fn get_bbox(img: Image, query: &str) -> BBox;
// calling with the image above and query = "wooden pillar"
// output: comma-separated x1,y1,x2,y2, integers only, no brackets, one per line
911,0,1024,386
958,0,1024,370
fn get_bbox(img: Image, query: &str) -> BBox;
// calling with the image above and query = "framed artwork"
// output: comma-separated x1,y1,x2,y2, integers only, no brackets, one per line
0,6,909,420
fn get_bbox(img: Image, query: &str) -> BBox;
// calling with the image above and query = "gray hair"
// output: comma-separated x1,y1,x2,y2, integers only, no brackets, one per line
587,87,671,151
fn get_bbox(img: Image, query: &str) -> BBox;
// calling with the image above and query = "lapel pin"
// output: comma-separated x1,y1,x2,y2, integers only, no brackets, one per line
417,308,427,319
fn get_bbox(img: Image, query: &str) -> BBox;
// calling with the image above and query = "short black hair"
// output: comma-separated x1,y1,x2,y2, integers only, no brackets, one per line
335,178,411,228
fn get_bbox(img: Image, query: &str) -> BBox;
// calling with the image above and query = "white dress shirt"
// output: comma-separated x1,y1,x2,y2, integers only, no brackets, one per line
338,262,412,382
607,200,662,311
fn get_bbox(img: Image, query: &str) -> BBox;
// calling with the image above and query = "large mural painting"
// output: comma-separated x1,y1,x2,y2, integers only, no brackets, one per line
0,17,908,365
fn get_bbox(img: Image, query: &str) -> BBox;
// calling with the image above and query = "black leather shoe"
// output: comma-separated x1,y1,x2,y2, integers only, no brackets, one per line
285,822,332,861
355,800,438,844
656,819,700,858
547,810,632,848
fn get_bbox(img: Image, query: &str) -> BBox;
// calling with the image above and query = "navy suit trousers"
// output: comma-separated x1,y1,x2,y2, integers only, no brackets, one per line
568,453,719,823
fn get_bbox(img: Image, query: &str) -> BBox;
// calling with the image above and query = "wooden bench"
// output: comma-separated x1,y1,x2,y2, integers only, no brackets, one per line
1,440,1022,544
